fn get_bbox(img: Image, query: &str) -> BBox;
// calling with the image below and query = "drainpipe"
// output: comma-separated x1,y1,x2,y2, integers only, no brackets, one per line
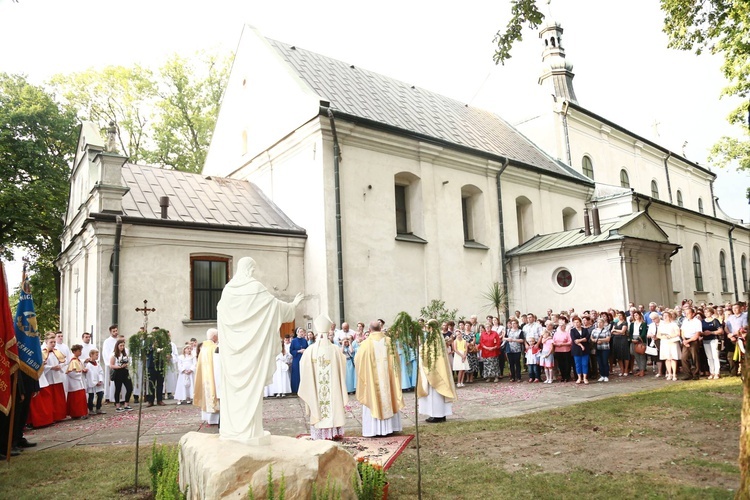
709,180,717,217
496,158,510,319
729,225,739,301
663,152,673,204
327,108,346,325
561,101,572,166
112,215,122,324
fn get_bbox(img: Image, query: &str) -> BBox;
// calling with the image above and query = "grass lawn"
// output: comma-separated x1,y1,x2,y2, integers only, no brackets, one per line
0,377,742,499
388,377,743,499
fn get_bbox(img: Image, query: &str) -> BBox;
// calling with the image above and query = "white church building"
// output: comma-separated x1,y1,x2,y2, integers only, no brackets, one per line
57,19,749,348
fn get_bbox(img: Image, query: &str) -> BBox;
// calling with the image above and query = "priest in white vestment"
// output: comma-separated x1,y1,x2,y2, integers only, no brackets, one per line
355,320,405,437
417,319,457,423
193,329,220,425
164,336,179,399
217,257,302,444
298,314,349,440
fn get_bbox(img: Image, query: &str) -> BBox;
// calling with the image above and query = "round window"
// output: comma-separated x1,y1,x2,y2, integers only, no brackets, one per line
556,269,572,288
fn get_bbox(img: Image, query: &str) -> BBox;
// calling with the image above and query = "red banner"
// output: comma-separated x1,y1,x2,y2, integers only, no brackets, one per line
0,261,19,416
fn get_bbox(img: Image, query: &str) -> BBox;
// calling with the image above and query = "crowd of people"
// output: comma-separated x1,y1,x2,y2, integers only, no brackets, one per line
277,300,747,399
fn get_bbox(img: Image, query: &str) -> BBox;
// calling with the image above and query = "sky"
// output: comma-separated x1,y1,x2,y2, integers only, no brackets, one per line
1,0,748,287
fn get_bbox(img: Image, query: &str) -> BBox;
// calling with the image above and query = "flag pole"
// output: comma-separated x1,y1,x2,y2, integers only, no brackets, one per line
5,372,17,463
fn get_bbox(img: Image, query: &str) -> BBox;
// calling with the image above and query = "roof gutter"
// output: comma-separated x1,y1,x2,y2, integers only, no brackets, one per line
663,152,673,204
496,158,510,319
326,107,346,325
561,100,572,166
112,215,122,324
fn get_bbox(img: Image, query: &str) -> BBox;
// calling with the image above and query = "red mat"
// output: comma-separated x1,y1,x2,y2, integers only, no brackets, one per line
297,434,414,470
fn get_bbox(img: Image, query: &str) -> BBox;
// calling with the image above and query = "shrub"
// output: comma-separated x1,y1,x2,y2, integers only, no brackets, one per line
353,458,386,500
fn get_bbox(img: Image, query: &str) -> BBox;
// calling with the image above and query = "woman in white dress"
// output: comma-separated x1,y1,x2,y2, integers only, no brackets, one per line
175,345,196,405
657,311,681,381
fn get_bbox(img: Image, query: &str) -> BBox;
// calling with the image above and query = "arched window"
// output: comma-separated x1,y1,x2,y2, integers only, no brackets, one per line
562,207,578,231
651,180,659,199
461,184,484,244
582,155,594,179
516,196,534,245
742,255,748,292
676,190,683,207
719,251,729,293
693,245,704,292
394,172,423,237
698,198,704,214
620,169,630,188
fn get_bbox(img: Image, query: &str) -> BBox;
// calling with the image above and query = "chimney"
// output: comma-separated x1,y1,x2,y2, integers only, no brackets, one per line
159,196,170,219
583,208,591,236
591,206,601,236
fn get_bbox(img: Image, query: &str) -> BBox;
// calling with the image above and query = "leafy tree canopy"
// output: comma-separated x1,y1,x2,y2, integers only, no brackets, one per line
50,50,231,173
493,0,749,172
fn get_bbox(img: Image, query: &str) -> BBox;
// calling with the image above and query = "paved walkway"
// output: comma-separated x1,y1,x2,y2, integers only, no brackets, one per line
20,373,670,453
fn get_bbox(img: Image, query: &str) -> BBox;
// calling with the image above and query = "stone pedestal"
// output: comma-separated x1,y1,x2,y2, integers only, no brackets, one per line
179,432,358,499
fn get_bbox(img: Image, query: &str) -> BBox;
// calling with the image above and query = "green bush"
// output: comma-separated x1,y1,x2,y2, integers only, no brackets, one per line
149,443,185,500
353,459,386,500
149,441,167,493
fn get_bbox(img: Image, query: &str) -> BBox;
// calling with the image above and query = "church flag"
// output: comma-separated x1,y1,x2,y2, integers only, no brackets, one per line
0,261,20,416
13,266,43,380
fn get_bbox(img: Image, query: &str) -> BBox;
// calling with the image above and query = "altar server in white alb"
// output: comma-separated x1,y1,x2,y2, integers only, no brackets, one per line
298,314,349,440
355,320,405,437
102,325,119,402
264,338,292,398
42,333,67,422
164,332,179,399
65,344,89,419
175,345,196,405
84,348,106,415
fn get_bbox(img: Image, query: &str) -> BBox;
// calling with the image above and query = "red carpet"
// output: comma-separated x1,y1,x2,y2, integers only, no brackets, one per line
297,434,414,470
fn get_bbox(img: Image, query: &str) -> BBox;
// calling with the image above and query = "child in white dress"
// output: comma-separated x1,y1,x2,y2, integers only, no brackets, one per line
175,345,196,405
265,341,293,397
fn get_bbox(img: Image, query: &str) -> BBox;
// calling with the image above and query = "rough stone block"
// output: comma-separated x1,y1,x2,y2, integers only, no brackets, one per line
179,432,357,499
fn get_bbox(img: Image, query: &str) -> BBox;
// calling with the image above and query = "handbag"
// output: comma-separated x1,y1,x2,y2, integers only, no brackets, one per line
634,342,647,355
645,341,658,357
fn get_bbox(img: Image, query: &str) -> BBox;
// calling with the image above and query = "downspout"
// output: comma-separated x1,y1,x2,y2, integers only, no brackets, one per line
561,101,572,166
112,215,122,324
709,180,717,217
663,152,673,204
729,225,739,301
496,158,510,318
327,108,346,325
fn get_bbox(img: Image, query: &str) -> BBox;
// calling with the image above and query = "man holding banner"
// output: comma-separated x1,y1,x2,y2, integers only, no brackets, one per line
1,262,43,460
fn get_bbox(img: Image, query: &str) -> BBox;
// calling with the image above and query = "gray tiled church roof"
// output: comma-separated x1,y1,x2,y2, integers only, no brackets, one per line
120,163,304,233
267,39,589,183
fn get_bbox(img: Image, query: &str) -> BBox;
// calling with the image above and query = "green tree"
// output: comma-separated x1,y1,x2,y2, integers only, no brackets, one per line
0,73,78,332
50,51,230,173
50,65,158,163
145,51,231,173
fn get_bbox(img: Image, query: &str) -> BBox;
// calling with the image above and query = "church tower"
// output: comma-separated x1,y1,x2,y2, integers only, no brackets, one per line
538,19,578,104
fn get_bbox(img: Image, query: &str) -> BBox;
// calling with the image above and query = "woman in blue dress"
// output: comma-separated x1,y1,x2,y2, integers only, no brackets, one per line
342,335,357,393
290,327,308,394
398,341,418,391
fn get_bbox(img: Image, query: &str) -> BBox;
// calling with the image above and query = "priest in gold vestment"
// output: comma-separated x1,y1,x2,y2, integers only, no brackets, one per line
298,314,349,440
417,319,457,423
354,320,405,437
193,329,220,425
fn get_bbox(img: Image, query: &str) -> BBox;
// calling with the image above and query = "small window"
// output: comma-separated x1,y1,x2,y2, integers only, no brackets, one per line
556,269,572,288
620,169,630,188
516,196,534,245
191,256,229,320
720,251,729,293
395,184,408,234
693,246,703,292
651,180,659,199
742,255,748,292
698,198,704,214
676,190,683,207
582,156,594,179
461,196,472,241
562,207,578,231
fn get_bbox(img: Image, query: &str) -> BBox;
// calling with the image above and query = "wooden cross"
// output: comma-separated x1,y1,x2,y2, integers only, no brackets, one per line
135,299,156,331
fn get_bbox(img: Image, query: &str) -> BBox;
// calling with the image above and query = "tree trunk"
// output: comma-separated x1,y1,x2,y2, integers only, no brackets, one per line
738,352,749,500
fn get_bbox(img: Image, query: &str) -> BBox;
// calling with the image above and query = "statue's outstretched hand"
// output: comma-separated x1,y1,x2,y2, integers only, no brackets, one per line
292,293,304,307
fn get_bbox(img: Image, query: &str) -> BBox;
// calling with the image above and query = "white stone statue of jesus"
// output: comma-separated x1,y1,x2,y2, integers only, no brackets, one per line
217,257,302,444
